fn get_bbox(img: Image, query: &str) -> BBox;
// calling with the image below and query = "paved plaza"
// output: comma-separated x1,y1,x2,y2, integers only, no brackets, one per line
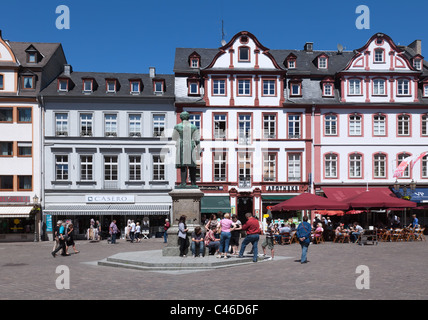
0,237,427,300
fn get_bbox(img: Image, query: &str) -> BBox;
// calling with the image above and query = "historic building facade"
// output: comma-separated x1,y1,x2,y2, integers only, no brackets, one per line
0,31,66,241
41,67,176,239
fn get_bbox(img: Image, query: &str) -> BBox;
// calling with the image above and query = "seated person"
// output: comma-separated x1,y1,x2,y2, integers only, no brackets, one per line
335,223,345,237
351,222,363,243
191,226,205,257
204,225,220,255
313,223,323,242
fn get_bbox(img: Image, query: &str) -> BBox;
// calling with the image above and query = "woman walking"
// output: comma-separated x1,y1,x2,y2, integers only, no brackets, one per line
65,223,79,254
218,213,233,258
178,215,188,257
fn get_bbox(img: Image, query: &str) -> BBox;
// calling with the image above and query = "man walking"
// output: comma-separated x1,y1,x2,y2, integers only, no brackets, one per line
238,213,261,262
296,215,311,264
129,220,136,243
109,220,118,244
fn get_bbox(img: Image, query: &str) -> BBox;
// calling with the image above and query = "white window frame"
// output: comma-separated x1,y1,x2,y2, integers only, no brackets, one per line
80,113,93,137
263,153,276,182
153,114,166,137
374,154,386,178
325,154,337,178
349,154,362,178
80,155,93,181
152,154,165,181
288,153,301,182
213,79,226,95
349,115,362,136
104,114,118,137
397,79,410,96
263,114,276,139
213,152,227,182
55,113,68,136
349,79,361,95
55,155,69,181
324,114,337,136
373,79,385,95
373,115,386,136
129,155,142,181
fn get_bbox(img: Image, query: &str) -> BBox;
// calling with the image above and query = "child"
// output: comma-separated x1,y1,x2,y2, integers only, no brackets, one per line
261,217,275,260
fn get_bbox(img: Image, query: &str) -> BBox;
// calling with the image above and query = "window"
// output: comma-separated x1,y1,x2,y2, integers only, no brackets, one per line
129,114,141,137
424,85,428,97
154,81,163,93
397,79,410,95
288,115,301,139
106,80,116,92
349,79,361,95
263,153,276,182
374,154,386,178
397,153,411,178
349,154,362,178
0,176,13,190
349,114,362,136
238,152,251,188
18,142,32,157
153,155,165,181
153,114,165,137
58,79,68,92
422,115,428,136
374,49,384,62
397,115,410,136
18,108,32,122
28,53,36,63
325,154,337,178
239,47,250,61
129,155,142,181
189,81,199,95
105,114,117,136
55,113,68,136
324,114,337,135
214,114,227,139
83,80,93,92
0,74,3,90
323,83,333,96
262,79,276,96
130,81,140,93
55,155,69,180
373,115,386,136
213,152,227,182
0,142,13,156
238,114,251,145
22,76,34,89
288,154,301,181
414,59,422,70
0,108,13,122
104,156,118,182
263,114,276,139
238,79,251,96
80,155,93,181
189,114,201,130
18,176,32,190
373,79,385,95
318,57,327,69
213,79,226,95
288,60,296,69
422,155,428,178
191,58,199,68
290,83,301,96
80,114,93,136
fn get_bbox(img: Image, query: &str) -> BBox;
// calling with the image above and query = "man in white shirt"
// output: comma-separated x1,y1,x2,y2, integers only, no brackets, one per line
130,220,136,243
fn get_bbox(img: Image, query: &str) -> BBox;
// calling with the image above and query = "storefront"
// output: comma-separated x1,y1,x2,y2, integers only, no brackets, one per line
0,205,36,242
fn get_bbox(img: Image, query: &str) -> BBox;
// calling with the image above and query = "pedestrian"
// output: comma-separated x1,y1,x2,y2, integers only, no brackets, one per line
135,222,141,243
52,222,69,257
238,213,261,263
130,220,136,243
408,214,419,229
261,217,275,260
109,220,118,244
218,213,233,258
94,220,101,240
178,215,188,257
65,223,79,254
163,218,170,243
52,220,62,252
230,214,242,255
296,215,312,264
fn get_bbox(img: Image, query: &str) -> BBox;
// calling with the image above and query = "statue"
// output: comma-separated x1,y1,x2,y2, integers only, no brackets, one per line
172,111,201,188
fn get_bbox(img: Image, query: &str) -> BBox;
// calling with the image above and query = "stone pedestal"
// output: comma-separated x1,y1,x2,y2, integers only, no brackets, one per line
162,188,204,256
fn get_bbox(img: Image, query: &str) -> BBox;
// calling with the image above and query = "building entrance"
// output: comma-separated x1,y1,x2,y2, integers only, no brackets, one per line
237,196,253,224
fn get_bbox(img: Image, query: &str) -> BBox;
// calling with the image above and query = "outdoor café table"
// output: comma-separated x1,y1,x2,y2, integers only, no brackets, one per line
357,229,378,246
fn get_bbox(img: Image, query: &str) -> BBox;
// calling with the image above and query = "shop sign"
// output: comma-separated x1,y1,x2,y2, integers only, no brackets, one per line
199,186,224,191
85,195,135,203
0,196,30,203
265,185,300,192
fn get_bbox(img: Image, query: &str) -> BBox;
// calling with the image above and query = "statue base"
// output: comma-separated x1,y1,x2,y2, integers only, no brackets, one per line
162,188,204,256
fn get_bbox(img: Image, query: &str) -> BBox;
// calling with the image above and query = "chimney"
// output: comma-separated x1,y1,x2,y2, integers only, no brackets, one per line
149,67,156,78
408,40,422,55
64,64,72,76
304,42,313,52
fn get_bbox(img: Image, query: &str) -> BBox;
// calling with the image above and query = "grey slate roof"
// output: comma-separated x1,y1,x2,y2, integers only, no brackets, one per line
41,71,175,99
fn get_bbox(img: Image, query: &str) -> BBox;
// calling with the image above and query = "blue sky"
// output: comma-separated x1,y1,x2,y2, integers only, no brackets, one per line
1,0,427,74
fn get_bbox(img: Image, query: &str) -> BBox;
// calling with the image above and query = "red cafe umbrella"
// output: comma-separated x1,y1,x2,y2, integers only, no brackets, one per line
345,189,417,209
271,192,349,211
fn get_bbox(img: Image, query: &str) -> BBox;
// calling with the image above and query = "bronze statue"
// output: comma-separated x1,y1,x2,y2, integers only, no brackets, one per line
172,111,201,187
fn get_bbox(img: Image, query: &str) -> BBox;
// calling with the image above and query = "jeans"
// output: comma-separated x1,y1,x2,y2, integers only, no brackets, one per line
130,231,135,243
300,241,310,263
239,234,260,262
191,241,204,256
207,241,220,254
163,230,168,243
219,231,231,254
110,233,117,244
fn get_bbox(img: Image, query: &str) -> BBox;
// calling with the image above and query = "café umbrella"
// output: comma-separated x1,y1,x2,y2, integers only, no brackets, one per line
271,192,349,211
345,189,417,209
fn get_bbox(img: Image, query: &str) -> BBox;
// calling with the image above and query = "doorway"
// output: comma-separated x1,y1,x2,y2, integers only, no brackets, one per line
237,196,253,224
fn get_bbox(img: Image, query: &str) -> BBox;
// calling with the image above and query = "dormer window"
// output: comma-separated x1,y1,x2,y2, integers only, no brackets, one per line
414,58,422,70
22,76,35,90
58,79,68,92
28,52,36,63
130,81,141,94
0,75,4,90
191,58,199,68
188,79,199,95
83,79,93,92
318,55,328,69
154,80,164,93
106,80,116,93
322,77,334,97
289,79,302,97
288,60,296,69
376,37,384,45
238,46,250,62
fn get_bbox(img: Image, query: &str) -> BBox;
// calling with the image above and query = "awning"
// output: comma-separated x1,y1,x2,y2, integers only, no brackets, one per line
0,206,33,218
391,188,428,203
43,204,171,216
323,187,395,202
201,196,230,213
262,195,295,201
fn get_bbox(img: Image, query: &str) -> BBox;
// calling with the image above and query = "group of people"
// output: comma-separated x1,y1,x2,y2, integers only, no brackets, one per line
334,222,363,243
51,220,79,257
